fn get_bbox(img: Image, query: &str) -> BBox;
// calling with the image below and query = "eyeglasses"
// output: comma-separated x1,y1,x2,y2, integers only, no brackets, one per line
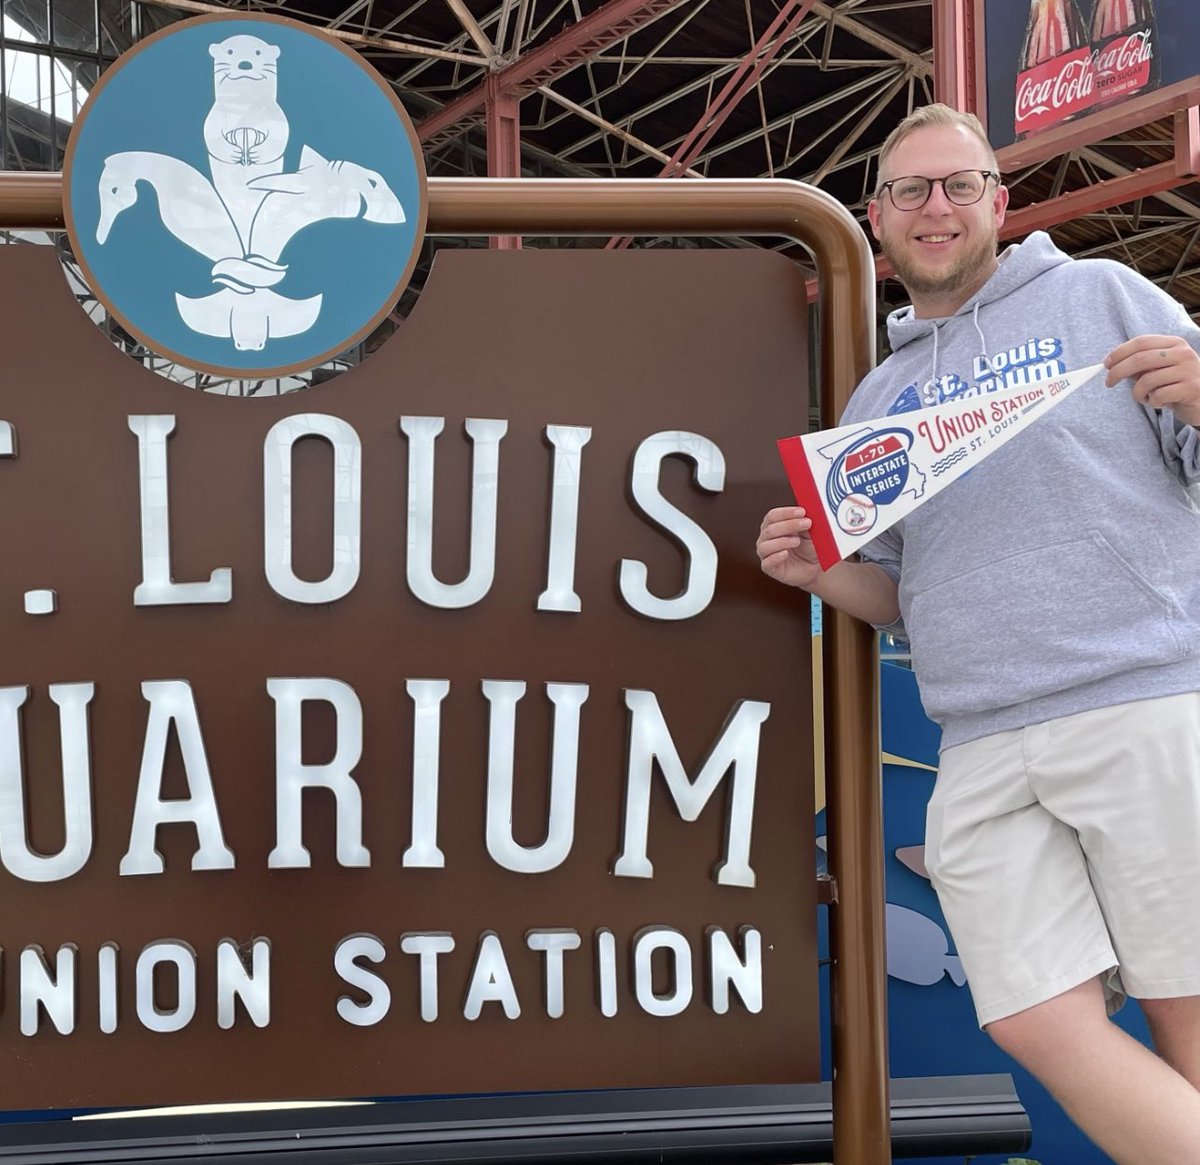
876,170,1000,211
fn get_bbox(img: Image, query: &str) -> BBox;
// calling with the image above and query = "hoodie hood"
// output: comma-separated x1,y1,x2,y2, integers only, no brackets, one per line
885,230,1074,355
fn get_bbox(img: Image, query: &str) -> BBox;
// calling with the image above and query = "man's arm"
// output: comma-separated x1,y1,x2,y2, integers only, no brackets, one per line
757,505,901,627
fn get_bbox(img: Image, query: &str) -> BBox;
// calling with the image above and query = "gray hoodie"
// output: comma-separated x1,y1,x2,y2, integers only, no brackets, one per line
841,231,1200,748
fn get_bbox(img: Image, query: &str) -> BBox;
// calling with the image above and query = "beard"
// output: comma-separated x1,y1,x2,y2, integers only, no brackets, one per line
879,222,999,300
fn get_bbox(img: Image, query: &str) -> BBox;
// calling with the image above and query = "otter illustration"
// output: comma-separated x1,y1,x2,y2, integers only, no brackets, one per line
203,34,289,249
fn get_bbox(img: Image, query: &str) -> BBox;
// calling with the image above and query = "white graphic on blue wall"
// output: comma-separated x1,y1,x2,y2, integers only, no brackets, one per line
66,17,424,376
817,834,964,987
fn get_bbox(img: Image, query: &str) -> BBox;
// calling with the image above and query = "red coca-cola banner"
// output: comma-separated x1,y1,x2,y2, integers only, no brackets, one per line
1092,24,1155,103
1014,47,1095,137
978,0,1195,155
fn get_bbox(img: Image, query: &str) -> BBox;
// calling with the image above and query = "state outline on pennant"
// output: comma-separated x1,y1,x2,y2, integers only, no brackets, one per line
815,425,872,462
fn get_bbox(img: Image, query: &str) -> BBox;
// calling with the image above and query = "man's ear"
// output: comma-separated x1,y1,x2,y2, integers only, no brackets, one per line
867,197,883,241
992,181,1010,231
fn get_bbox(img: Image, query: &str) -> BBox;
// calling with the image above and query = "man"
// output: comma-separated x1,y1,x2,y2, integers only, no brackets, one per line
757,103,1200,1163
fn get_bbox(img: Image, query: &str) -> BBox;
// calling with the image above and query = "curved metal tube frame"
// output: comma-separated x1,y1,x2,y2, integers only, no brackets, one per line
0,172,887,1165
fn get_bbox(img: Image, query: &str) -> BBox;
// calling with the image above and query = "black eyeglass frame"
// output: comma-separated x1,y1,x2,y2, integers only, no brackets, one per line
875,170,1002,211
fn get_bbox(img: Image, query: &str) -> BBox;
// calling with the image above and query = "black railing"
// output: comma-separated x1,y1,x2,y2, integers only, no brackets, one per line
0,1076,1030,1164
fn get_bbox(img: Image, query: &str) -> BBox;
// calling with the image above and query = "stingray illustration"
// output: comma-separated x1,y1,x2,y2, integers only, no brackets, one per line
93,36,406,354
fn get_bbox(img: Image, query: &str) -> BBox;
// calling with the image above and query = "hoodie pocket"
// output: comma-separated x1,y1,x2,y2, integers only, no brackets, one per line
906,533,1189,720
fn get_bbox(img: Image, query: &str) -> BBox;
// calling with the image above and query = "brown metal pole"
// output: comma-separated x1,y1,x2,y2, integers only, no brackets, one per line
0,171,886,1160
0,174,63,227
824,611,889,1162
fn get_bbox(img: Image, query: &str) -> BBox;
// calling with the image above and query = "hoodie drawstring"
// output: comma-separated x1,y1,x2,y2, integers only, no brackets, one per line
925,303,999,396
973,302,1000,376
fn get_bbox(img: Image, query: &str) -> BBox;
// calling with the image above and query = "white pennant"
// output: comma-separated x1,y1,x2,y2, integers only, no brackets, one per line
777,364,1104,570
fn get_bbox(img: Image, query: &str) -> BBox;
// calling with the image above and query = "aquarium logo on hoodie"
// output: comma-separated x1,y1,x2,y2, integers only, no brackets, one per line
888,336,1067,415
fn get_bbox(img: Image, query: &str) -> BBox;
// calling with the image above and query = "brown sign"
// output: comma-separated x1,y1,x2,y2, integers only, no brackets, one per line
0,243,817,1110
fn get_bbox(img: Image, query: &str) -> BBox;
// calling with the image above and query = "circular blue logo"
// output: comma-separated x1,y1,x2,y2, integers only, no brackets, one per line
64,14,427,380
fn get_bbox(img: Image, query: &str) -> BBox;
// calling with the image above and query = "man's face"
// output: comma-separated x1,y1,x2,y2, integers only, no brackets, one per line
867,124,1008,317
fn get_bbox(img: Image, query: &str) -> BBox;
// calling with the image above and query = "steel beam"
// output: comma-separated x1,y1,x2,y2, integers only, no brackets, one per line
589,54,914,66
697,71,890,172
812,69,910,185
416,0,688,148
1176,106,1200,177
444,0,497,58
485,73,522,247
558,8,829,167
804,153,1199,302
1000,161,1193,237
133,0,489,65
1081,146,1200,222
931,0,973,111
654,0,818,180
1162,224,1200,296
607,0,819,247
997,76,1200,172
801,120,1200,301
537,85,703,174
811,1,933,76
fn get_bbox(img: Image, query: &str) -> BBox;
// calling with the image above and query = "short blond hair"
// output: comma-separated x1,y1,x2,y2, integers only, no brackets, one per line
876,104,999,191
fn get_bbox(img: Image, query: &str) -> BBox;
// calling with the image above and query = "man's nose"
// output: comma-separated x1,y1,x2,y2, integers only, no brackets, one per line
922,180,955,213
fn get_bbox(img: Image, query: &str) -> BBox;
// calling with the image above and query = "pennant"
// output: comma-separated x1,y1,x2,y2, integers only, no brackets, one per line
777,364,1104,571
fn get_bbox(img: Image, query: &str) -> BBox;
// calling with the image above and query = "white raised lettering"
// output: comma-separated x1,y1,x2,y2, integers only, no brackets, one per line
538,425,592,613
0,684,95,883
484,681,588,874
619,431,723,621
264,414,362,604
334,934,390,1026
402,417,506,609
614,690,768,887
121,681,235,877
267,678,369,869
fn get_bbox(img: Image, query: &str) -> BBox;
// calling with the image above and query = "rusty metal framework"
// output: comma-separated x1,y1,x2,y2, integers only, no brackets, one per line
4,0,1198,361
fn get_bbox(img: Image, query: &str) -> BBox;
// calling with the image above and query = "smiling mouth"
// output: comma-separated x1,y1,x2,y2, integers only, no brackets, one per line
917,233,958,244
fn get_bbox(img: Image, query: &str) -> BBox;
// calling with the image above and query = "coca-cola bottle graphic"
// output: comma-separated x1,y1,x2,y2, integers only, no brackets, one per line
1090,0,1159,110
1014,0,1095,140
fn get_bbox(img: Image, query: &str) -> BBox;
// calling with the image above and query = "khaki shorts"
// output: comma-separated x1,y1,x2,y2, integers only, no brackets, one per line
926,692,1200,1028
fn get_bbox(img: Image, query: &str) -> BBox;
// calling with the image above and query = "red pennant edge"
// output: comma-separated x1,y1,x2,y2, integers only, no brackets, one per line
776,435,842,571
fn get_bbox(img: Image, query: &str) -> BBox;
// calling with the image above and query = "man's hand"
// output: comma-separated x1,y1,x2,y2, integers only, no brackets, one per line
1104,335,1200,426
757,506,822,591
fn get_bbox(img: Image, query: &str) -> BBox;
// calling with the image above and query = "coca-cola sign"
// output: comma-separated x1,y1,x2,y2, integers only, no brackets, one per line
1014,49,1095,137
1093,27,1155,101
979,0,1193,154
